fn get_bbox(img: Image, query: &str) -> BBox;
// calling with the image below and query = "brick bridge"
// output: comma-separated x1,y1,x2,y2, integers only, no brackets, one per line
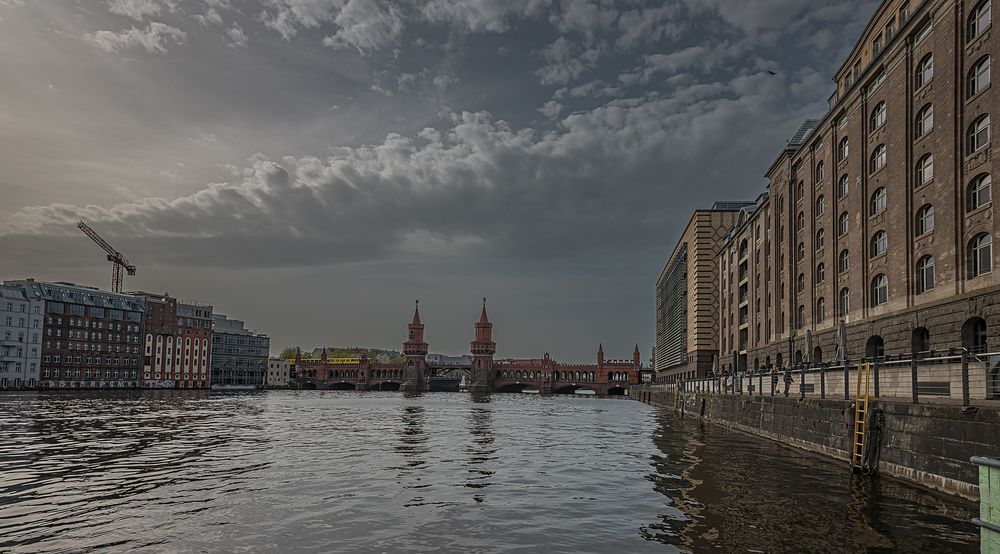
294,300,642,396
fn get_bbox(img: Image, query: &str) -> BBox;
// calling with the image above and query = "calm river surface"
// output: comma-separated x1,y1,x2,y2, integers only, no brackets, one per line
0,391,978,553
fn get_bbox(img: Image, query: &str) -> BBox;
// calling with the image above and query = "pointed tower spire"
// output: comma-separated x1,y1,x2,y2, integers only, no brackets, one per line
479,297,490,324
412,299,421,324
633,343,641,367
597,343,605,367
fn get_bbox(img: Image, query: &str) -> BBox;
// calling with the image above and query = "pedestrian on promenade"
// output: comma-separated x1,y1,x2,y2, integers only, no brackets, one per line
770,367,778,396
783,367,793,397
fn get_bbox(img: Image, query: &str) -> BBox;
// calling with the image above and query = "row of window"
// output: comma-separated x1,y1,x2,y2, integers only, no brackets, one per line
798,233,993,326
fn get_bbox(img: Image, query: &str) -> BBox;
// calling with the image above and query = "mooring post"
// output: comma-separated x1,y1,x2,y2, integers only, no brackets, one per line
820,365,826,399
910,357,918,404
844,363,850,400
799,366,805,400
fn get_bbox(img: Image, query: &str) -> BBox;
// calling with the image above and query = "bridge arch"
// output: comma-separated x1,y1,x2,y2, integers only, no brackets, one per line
607,386,627,396
329,382,356,391
372,381,401,391
495,383,536,393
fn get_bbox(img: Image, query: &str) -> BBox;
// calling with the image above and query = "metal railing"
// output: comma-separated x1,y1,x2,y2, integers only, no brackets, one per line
637,350,1000,405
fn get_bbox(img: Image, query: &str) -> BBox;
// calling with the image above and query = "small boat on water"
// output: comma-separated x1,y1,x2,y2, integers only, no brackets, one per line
574,388,596,396
522,388,540,394
458,375,469,392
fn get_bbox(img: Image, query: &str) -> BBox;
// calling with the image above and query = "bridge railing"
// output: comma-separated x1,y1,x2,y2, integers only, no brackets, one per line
633,350,1000,405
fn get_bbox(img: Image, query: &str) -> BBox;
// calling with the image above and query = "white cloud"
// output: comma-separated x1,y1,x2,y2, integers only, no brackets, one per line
226,24,248,47
321,0,403,54
106,0,177,21
86,22,187,54
421,0,551,32
549,0,618,41
538,100,562,118
432,74,460,92
259,0,343,40
536,37,600,85
616,5,682,49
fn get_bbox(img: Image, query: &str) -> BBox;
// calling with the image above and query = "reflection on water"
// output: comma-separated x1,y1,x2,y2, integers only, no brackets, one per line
0,391,977,553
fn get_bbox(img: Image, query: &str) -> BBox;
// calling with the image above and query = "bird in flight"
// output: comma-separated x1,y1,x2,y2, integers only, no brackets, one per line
767,71,778,76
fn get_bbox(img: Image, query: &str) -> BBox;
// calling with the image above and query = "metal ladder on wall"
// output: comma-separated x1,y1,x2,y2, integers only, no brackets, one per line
852,362,871,471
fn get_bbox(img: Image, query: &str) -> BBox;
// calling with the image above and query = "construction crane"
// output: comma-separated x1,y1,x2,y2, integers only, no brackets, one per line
77,221,136,293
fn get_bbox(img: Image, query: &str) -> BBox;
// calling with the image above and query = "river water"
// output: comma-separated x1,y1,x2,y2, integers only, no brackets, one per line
0,391,978,553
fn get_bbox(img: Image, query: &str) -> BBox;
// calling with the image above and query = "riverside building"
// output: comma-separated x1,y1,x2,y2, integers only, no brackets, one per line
712,0,998,374
0,284,44,388
4,280,145,388
210,314,270,389
134,292,213,389
654,203,754,382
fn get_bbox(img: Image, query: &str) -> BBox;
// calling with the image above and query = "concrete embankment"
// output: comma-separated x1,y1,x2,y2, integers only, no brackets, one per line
633,389,1000,500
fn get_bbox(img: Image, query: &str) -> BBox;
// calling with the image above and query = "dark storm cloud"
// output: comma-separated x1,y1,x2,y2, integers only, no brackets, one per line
0,0,879,357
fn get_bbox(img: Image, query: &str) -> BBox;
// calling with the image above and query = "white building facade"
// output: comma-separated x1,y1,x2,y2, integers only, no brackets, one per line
267,358,290,388
0,284,44,388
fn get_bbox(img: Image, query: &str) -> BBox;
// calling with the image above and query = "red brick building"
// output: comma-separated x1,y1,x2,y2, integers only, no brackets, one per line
135,292,213,389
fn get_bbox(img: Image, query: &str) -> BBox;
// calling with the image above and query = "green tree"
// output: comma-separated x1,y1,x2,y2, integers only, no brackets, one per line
279,347,299,360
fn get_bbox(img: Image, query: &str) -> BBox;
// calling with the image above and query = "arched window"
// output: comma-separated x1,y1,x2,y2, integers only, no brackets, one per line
797,242,805,262
962,317,989,353
968,115,991,153
870,187,887,215
871,101,887,129
816,161,825,181
839,249,850,273
969,173,992,211
797,305,806,328
840,287,850,315
739,239,749,259
816,262,826,283
796,211,805,233
839,212,849,235
916,204,934,235
969,0,992,40
916,104,934,137
969,56,991,96
813,346,823,364
838,174,849,198
839,137,849,161
970,233,993,277
871,230,887,257
870,144,887,173
871,274,888,306
796,181,805,200
816,228,825,249
866,335,885,359
798,273,806,293
816,194,825,216
916,154,934,186
916,54,934,87
916,255,935,293
816,297,826,322
912,327,930,354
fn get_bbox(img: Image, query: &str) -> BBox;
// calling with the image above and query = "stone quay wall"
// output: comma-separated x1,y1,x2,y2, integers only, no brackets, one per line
634,389,1000,500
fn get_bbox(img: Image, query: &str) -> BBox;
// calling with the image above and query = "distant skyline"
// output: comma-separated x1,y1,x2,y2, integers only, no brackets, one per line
0,0,879,361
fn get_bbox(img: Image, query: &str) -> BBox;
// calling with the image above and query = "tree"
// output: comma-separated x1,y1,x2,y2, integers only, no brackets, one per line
279,347,298,360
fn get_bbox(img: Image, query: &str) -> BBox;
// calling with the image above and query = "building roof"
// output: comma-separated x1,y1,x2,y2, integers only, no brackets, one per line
6,280,144,311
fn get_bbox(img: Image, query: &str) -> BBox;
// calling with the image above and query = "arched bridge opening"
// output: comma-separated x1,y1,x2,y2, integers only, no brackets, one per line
329,382,356,391
607,386,627,396
372,381,401,391
495,383,538,394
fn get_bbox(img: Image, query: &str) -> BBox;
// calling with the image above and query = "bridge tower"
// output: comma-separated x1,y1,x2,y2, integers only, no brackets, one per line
401,300,429,392
470,298,496,394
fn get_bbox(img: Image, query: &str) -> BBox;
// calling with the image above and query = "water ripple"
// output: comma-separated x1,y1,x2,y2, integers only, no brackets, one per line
0,390,978,553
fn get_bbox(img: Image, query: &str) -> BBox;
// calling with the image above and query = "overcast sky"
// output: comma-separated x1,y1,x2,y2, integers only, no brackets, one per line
0,0,879,361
